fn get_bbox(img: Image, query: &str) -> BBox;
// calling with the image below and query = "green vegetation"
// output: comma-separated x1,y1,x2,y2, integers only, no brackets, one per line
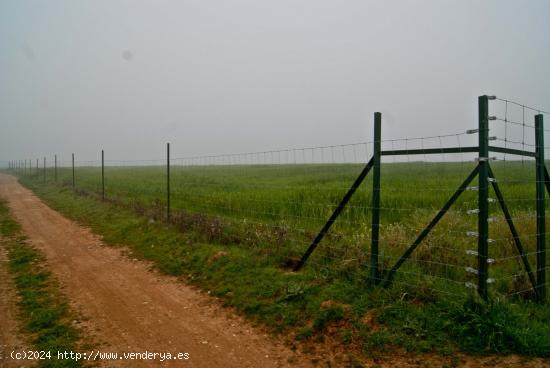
9,160,550,358
0,200,84,368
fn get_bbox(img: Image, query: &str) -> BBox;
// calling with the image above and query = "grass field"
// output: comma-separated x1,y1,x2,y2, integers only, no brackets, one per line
10,160,550,357
35,160,546,295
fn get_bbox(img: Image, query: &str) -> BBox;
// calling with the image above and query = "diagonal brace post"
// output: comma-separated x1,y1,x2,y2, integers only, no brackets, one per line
487,166,537,294
382,165,480,287
293,157,375,271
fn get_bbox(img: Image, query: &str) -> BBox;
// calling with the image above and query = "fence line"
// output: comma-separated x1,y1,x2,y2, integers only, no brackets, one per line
5,95,549,302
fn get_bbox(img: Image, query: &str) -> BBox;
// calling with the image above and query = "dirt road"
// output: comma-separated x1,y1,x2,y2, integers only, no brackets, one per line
0,174,314,368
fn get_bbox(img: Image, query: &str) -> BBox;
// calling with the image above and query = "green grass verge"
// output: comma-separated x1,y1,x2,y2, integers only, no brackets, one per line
16,178,550,359
0,200,84,368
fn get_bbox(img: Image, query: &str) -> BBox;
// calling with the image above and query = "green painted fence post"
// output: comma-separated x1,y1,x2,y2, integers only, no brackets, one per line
478,95,490,300
535,114,546,302
72,153,75,190
370,112,382,283
167,142,171,222
101,150,105,201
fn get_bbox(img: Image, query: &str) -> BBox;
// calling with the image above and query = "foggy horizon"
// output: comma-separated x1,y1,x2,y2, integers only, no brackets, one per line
1,0,550,164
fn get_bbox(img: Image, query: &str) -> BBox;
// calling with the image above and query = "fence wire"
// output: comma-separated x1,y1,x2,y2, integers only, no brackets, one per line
6,97,549,301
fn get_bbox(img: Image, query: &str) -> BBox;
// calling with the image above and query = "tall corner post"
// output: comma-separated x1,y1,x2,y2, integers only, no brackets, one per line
535,114,546,302
72,153,75,191
101,150,105,201
370,112,382,283
167,142,171,222
478,95,490,300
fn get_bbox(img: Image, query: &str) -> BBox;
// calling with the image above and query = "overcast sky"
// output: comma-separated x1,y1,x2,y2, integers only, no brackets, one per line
1,0,549,164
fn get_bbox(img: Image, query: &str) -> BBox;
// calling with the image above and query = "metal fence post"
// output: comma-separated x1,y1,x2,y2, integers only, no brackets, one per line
55,154,58,182
167,142,171,222
36,159,38,178
370,112,382,283
72,153,75,190
478,95,490,300
535,114,546,302
43,157,46,184
101,150,105,201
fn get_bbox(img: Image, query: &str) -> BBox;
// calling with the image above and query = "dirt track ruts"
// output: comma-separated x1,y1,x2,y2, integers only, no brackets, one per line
0,174,314,368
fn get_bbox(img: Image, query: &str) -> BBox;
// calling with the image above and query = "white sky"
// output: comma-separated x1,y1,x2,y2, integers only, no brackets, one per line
1,0,549,164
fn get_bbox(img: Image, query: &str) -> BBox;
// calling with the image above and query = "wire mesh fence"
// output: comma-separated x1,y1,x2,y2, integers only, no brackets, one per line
5,95,549,302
